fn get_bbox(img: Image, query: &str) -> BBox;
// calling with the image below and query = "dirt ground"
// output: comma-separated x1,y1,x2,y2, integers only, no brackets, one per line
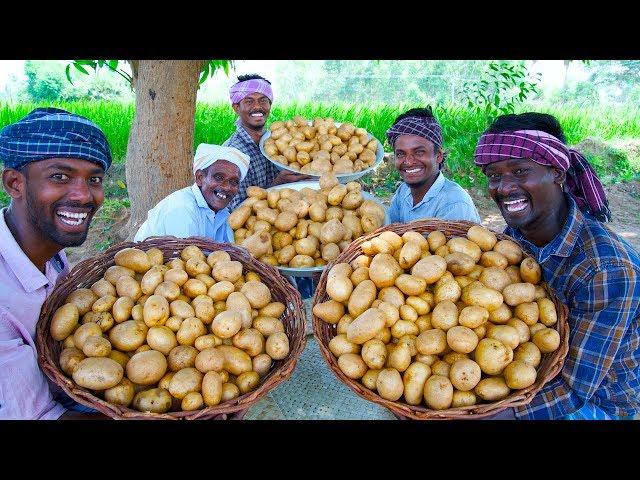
65,180,640,266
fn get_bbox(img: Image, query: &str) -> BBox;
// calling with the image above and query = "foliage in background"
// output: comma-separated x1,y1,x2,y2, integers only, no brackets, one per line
460,61,541,119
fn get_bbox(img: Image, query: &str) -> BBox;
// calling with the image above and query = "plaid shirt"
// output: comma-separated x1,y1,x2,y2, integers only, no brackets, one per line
224,122,279,211
506,196,640,419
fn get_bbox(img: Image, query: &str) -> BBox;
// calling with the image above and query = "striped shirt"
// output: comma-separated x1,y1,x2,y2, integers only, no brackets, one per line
224,123,279,211
507,196,640,419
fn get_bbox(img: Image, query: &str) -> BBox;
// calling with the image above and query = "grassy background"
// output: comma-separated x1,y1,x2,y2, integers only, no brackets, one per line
1,100,639,205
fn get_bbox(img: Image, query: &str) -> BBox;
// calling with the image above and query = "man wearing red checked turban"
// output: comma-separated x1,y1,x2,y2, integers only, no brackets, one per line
474,112,640,420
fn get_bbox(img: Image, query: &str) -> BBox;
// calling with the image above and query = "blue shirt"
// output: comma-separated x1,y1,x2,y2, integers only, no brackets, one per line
134,183,233,243
507,196,640,420
388,173,481,224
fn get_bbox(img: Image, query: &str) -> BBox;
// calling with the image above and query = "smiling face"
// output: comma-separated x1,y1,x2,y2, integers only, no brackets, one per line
393,134,443,187
195,160,241,212
4,157,105,247
484,158,566,231
232,92,271,131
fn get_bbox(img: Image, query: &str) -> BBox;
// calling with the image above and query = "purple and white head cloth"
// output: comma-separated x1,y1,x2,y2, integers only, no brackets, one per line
474,129,611,222
385,115,443,150
229,79,273,105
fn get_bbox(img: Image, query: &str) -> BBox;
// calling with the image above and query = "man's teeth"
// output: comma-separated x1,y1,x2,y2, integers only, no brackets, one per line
57,211,88,226
503,199,528,212
215,192,227,199
250,113,263,117
405,168,422,173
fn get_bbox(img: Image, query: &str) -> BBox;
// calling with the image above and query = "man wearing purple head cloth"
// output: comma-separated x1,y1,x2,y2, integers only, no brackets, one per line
386,107,480,224
224,74,310,211
474,112,639,420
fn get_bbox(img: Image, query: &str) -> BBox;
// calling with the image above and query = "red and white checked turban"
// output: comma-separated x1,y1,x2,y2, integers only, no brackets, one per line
474,129,611,222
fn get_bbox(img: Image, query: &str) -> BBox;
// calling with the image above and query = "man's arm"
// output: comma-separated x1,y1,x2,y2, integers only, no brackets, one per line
0,309,66,420
514,265,638,419
270,170,313,187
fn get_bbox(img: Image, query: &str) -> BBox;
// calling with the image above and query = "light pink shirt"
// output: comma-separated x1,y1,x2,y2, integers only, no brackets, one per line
0,208,68,419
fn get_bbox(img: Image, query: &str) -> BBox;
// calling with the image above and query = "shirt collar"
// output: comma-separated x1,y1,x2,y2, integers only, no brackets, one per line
507,195,583,262
404,172,446,206
0,208,52,292
235,121,261,146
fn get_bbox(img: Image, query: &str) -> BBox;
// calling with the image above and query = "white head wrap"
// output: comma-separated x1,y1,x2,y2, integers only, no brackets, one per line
193,144,249,180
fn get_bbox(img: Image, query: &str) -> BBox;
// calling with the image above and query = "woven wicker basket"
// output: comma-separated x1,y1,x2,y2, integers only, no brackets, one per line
36,236,306,420
312,220,569,420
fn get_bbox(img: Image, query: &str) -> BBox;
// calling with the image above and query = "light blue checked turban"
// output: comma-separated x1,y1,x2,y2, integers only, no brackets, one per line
0,107,112,171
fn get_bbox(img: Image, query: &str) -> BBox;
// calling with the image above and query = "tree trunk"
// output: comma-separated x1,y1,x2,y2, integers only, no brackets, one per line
123,60,205,240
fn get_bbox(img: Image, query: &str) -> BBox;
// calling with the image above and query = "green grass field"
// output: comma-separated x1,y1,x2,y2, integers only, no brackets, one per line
1,100,639,195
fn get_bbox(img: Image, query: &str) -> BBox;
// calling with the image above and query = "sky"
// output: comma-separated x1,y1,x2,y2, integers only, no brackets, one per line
0,60,590,102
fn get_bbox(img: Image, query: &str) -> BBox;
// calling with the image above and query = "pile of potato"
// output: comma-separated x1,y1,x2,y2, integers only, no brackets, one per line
49,245,291,414
263,116,379,175
313,226,561,411
231,173,386,268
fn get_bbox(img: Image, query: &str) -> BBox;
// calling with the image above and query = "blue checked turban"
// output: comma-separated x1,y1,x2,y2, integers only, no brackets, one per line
0,107,112,171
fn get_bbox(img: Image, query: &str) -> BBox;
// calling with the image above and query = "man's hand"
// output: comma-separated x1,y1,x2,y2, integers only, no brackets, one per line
270,170,313,186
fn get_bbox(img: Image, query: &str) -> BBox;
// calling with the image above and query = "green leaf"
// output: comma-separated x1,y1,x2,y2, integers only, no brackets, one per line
65,64,73,84
116,179,126,190
107,60,118,70
73,62,89,75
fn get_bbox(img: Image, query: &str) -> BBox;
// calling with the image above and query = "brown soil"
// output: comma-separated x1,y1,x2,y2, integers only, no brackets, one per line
64,180,640,267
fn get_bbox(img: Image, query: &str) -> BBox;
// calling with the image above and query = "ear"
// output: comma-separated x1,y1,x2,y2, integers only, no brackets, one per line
2,167,26,200
435,149,444,166
232,103,240,115
551,167,566,186
194,169,204,187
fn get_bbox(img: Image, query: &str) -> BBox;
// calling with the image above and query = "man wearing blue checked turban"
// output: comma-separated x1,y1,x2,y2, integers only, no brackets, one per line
0,107,112,419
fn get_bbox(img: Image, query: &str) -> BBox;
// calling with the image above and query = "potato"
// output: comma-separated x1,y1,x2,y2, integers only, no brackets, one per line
503,360,537,390
361,369,381,391
239,281,271,310
73,322,103,350
132,388,172,413
236,371,260,394
91,278,116,298
411,256,447,284
394,274,427,297
503,283,536,306
109,320,148,352
251,353,272,377
466,225,497,252
458,305,489,329
449,358,482,391
488,303,512,325
154,281,181,302
431,301,459,331
447,326,479,354
406,296,430,316
426,230,446,252
59,347,86,375
518,257,542,284
397,307,419,325
92,294,117,314
416,329,447,355
346,308,386,344
233,329,265,357
378,286,405,309
342,191,363,210
443,352,469,365
451,390,477,408
474,377,510,401
480,251,509,269
313,300,345,325
82,335,112,357
431,360,451,377
398,241,422,270
361,339,387,369
505,265,522,283
65,289,98,316
143,294,170,327
348,280,377,317
415,353,438,366
514,342,542,368
351,255,371,269
265,332,290,360
486,324,520,350
167,345,198,371
209,310,242,339
193,347,225,373
447,237,482,263
329,334,361,357
403,362,432,405
146,326,177,355
115,248,151,274
423,375,453,410
507,318,531,344
493,240,523,265
50,303,80,341
387,343,412,372
289,254,315,268
326,276,353,303
169,367,203,399
205,281,233,303
195,334,222,351
103,377,135,407
328,262,352,280
375,368,404,400
166,258,186,270
479,266,512,292
461,283,504,312
180,245,206,263
217,345,253,375
532,328,560,353
337,353,367,380
350,266,371,287
212,260,243,283
529,323,547,337
104,265,136,286
369,253,403,289
514,302,539,326
126,350,168,385
72,357,123,390
474,338,514,375
259,303,285,320
253,317,285,337
537,298,558,326
435,279,463,304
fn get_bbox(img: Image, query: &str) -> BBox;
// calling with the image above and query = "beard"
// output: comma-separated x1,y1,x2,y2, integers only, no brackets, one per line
25,188,92,248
